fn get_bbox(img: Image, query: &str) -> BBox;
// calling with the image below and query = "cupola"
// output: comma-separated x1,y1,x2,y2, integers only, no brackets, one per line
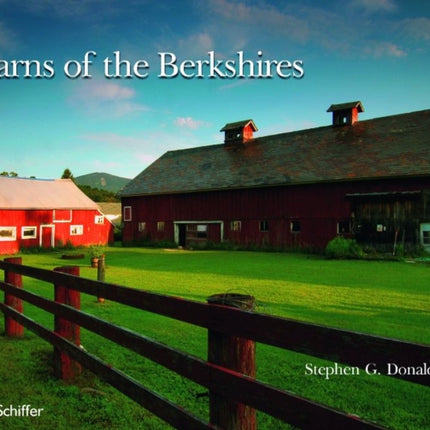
327,101,364,126
220,119,258,146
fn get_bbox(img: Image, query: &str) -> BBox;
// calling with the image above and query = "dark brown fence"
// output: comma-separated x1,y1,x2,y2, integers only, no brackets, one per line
0,257,429,430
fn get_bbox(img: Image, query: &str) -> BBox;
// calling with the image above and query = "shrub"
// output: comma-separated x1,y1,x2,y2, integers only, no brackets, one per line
325,236,363,259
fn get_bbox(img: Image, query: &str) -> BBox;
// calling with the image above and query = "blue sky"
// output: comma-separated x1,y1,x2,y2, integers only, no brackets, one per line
1,0,429,180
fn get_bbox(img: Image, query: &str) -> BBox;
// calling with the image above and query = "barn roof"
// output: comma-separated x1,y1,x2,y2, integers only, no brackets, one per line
0,177,100,210
120,108,430,197
327,101,364,112
220,119,258,132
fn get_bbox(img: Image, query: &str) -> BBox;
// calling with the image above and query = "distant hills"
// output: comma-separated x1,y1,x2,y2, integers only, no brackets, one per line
74,172,131,193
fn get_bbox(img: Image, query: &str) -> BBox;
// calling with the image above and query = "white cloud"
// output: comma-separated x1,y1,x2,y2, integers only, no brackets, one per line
206,0,309,44
350,0,397,13
402,17,430,42
177,33,214,57
364,41,406,58
69,80,149,118
174,117,210,130
85,81,135,100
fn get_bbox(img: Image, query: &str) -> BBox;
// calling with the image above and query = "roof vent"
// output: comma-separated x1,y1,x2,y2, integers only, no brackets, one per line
327,101,364,126
220,119,258,145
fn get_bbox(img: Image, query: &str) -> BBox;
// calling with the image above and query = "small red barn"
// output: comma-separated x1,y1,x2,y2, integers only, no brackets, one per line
120,102,430,251
0,177,113,255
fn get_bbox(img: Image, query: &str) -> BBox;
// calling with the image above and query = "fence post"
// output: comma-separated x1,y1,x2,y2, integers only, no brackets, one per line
3,257,24,337
207,293,256,430
97,255,105,303
53,266,82,380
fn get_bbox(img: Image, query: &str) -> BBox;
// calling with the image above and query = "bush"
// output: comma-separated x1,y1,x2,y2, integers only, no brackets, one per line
325,236,363,259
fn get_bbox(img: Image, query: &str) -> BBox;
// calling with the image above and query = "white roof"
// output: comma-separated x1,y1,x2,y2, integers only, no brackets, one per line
0,177,100,210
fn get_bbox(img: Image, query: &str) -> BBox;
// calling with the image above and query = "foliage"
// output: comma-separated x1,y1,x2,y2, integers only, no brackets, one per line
88,244,106,258
325,236,363,259
1,171,18,177
74,172,130,194
77,184,119,202
61,168,74,180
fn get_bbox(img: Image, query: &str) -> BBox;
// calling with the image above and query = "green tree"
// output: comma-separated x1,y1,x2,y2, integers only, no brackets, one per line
61,168,74,181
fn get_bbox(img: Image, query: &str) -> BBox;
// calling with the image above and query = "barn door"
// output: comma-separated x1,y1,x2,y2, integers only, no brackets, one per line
40,225,54,249
178,224,186,247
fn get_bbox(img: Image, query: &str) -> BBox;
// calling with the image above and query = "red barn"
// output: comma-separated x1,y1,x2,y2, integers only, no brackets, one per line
120,102,430,252
0,177,113,255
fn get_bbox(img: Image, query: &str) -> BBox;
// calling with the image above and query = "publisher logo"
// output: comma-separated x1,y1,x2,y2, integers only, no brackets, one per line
0,404,44,418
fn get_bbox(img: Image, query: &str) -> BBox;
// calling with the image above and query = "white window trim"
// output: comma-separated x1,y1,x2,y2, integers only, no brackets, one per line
70,225,84,236
0,226,17,241
39,225,55,248
124,206,132,222
95,215,105,224
22,226,37,239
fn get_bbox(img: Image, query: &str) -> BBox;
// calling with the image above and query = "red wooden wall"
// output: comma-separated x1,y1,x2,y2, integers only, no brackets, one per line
122,177,430,249
0,209,113,254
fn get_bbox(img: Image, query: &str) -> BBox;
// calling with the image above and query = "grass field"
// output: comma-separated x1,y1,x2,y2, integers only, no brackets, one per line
0,247,429,429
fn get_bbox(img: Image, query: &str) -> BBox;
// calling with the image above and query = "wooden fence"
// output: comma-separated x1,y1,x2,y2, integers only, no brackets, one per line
0,257,429,430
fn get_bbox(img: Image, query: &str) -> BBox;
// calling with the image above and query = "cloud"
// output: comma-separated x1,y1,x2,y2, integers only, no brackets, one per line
4,0,119,19
364,41,406,58
82,81,135,101
350,0,397,13
0,21,17,51
174,117,211,130
402,17,430,42
204,0,309,47
177,33,214,57
69,80,149,118
203,0,413,60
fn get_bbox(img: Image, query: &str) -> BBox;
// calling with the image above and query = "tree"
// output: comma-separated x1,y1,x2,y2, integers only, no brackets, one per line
61,168,74,181
1,171,18,177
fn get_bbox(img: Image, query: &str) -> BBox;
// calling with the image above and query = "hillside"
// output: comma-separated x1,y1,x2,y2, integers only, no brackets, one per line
75,172,131,193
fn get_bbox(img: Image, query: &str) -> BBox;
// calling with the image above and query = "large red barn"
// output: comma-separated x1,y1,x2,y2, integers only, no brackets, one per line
0,177,113,255
120,102,430,251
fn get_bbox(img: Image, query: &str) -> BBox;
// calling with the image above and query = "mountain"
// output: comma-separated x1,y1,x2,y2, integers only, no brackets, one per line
74,172,131,193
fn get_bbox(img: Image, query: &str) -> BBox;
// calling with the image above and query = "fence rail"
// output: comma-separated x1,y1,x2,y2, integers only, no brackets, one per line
0,258,429,430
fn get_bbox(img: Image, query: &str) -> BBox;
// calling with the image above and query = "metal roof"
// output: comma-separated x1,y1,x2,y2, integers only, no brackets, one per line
0,177,100,210
120,109,430,197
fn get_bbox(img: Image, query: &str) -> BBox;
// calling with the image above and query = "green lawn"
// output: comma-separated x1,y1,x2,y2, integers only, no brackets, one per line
0,247,429,429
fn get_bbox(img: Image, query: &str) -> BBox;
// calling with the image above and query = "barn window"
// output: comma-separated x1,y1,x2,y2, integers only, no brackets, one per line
230,220,242,232
95,215,104,224
157,221,165,232
70,225,83,235
22,226,37,239
138,222,146,232
259,220,269,232
123,206,132,222
290,221,301,233
197,224,207,238
337,220,351,234
420,224,430,247
0,227,16,241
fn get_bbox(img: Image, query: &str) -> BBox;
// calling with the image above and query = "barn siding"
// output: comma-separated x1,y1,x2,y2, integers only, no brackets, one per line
0,209,113,255
122,177,430,249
